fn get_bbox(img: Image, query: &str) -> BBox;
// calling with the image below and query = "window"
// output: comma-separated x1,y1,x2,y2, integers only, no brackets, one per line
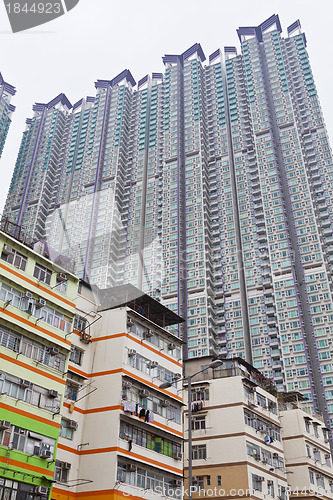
0,280,72,333
278,486,287,500
128,352,176,384
65,381,80,401
257,393,266,408
313,423,319,438
194,476,204,488
217,476,222,486
60,419,74,440
1,246,27,271
119,421,181,458
54,460,70,483
304,418,310,432
73,314,88,332
35,305,72,333
309,470,315,484
33,263,52,285
0,424,55,456
267,480,274,497
325,453,331,467
191,387,209,402
192,416,206,430
0,370,61,412
252,474,263,492
192,445,206,460
316,474,325,488
206,476,211,486
116,460,180,498
0,324,66,372
0,479,49,498
70,345,83,365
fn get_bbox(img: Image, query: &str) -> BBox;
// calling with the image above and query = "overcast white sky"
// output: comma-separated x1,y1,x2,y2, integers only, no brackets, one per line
0,0,332,213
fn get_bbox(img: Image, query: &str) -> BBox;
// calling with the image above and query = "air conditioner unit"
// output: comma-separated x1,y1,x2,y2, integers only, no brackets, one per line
24,291,33,300
80,332,92,344
39,449,52,459
122,381,132,389
174,373,182,380
68,420,78,430
195,387,201,392
49,347,59,356
161,399,170,407
127,319,134,327
35,298,46,309
63,462,72,470
36,486,48,494
273,453,279,459
20,379,32,389
144,330,153,339
0,420,11,430
126,464,136,472
2,245,13,255
57,273,67,281
173,452,182,461
168,342,176,350
139,389,150,397
149,361,159,368
48,389,58,399
256,476,265,482
128,349,137,357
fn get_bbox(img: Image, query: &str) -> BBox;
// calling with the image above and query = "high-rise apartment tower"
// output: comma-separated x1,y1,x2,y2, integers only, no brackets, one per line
5,16,333,430
0,72,15,157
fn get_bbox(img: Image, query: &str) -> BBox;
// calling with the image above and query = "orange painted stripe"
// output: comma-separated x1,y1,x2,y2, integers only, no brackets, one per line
86,367,182,402
52,488,147,499
1,307,71,346
0,261,76,308
122,369,183,402
61,402,182,437
56,444,182,474
62,402,123,414
0,401,60,428
0,351,66,385
63,401,84,414
90,331,182,368
64,367,182,402
126,333,182,367
91,332,125,342
57,442,80,455
68,364,89,378
117,446,182,474
89,367,122,377
0,455,53,477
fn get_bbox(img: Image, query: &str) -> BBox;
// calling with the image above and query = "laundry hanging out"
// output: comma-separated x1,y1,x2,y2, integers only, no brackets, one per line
122,400,154,422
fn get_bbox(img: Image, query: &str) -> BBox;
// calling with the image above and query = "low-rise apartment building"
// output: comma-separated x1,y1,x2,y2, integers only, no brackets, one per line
184,357,333,500
280,392,333,499
52,283,184,500
0,226,79,498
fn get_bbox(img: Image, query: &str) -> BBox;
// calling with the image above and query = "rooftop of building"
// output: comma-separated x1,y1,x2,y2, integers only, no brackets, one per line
0,216,77,279
95,283,184,328
185,355,278,396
